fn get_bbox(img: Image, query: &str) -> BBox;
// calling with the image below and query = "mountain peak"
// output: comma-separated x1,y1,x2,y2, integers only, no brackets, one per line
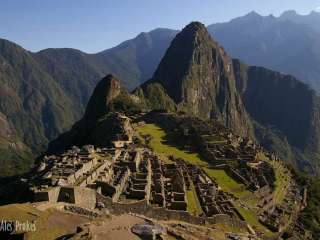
178,21,211,43
280,10,298,18
146,22,251,136
151,21,218,103
228,11,264,24
84,74,122,121
241,11,263,20
247,11,261,17
183,21,206,32
284,10,298,14
280,10,320,19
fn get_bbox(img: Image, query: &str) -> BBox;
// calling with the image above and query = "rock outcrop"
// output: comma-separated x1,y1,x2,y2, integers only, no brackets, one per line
83,74,122,126
48,74,138,152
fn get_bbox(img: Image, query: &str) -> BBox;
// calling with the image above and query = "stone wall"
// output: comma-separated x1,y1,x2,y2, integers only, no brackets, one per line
78,161,110,187
34,187,60,203
48,187,60,203
96,194,247,229
74,187,97,209
35,186,96,209
224,165,250,186
58,187,75,204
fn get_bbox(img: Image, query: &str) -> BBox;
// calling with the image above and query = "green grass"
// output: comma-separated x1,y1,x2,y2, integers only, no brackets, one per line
259,151,291,205
235,204,275,237
186,182,203,216
137,123,205,166
136,124,251,198
204,168,251,199
256,152,291,205
272,160,291,204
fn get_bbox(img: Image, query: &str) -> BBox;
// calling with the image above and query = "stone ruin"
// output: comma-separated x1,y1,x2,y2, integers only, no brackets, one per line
30,141,243,223
162,163,188,211
112,113,134,148
175,159,241,218
30,145,114,209
27,113,305,236
259,179,305,233
172,115,277,193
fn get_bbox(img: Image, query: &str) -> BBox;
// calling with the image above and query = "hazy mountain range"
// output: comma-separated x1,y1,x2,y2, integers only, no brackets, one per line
208,10,320,92
1,10,320,176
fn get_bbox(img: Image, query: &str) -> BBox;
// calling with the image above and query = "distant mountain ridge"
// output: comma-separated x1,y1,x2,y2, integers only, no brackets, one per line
279,10,320,32
208,10,320,92
233,60,320,172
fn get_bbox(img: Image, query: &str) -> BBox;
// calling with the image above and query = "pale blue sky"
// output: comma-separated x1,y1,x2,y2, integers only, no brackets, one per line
0,0,320,53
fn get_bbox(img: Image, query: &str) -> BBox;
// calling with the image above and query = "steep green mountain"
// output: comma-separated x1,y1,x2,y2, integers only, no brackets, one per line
0,113,33,176
233,60,320,173
300,178,320,238
208,11,320,92
0,38,79,176
33,48,103,113
136,22,253,137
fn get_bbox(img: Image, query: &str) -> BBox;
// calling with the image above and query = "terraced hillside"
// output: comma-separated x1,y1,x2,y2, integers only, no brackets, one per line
134,113,304,238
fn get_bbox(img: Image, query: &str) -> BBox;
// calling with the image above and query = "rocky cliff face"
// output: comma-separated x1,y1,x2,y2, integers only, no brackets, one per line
139,22,253,137
233,59,320,172
83,74,122,124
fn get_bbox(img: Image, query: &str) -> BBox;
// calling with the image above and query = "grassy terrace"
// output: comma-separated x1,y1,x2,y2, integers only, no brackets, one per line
258,152,291,205
137,123,205,166
234,204,275,237
272,160,291,204
204,168,251,199
136,123,288,236
136,123,251,199
186,181,203,216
